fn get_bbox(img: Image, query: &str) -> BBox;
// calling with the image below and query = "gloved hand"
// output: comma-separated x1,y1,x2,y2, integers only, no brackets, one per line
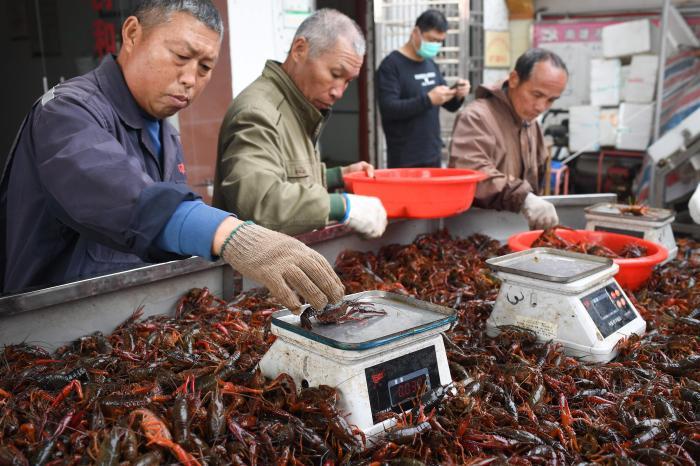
690,184,700,224
342,193,388,238
221,222,344,314
520,192,559,230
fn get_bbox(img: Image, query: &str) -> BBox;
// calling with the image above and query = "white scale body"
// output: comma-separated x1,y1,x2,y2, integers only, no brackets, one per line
485,248,646,363
584,202,677,265
258,291,455,438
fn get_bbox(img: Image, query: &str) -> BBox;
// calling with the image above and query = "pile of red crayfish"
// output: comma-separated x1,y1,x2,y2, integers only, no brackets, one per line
0,231,698,465
532,226,648,258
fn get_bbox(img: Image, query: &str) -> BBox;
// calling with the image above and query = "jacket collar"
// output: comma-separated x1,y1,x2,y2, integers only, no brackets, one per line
262,60,328,141
476,79,529,128
94,55,152,130
94,55,182,179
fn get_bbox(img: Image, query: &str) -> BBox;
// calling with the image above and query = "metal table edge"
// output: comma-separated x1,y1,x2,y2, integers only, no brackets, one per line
543,193,617,207
0,257,220,316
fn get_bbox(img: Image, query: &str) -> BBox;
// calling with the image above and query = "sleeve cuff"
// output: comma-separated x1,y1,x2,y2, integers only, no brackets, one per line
326,166,345,190
328,193,346,221
155,200,232,261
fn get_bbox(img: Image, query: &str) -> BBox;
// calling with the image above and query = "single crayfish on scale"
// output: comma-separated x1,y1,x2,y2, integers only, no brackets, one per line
299,299,387,330
619,203,650,217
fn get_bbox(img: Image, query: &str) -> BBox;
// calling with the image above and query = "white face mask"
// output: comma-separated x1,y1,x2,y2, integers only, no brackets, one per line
417,35,441,59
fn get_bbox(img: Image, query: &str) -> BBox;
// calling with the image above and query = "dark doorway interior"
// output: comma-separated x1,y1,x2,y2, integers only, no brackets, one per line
1,1,132,168
0,1,231,205
315,0,369,167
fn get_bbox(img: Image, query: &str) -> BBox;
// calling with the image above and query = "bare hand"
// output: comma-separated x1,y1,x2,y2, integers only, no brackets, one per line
454,79,471,99
341,161,375,178
428,85,457,106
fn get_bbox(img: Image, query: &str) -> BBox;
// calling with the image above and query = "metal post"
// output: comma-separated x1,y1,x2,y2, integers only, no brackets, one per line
34,0,49,93
367,0,377,168
652,0,671,142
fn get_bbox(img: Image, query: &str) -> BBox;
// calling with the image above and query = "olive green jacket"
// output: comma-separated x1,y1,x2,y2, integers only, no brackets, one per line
213,60,344,235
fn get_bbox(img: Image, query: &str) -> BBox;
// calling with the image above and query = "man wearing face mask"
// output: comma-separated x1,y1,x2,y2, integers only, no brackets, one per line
213,9,387,238
376,9,470,168
449,48,569,230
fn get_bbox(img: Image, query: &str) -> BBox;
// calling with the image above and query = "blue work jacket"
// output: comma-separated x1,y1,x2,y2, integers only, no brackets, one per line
1,55,199,294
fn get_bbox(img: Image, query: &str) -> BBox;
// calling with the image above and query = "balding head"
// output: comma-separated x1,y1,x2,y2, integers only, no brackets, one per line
508,48,568,122
292,8,365,58
132,0,223,37
282,9,365,111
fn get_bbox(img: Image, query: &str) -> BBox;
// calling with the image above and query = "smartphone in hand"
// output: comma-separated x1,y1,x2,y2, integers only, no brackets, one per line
450,82,464,90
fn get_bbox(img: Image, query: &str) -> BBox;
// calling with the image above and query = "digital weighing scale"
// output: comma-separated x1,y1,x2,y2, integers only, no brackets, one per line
485,248,646,363
258,291,456,437
584,202,677,264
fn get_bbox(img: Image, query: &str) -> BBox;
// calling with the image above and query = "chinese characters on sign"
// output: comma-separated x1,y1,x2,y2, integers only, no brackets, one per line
484,31,511,68
93,20,116,57
532,21,617,108
534,22,608,45
91,0,117,58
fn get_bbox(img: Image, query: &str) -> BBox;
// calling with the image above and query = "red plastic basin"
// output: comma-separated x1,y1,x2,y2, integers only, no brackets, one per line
507,229,668,291
343,168,487,219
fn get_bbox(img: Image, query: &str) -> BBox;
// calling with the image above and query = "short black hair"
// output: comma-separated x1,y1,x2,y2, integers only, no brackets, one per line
514,48,568,82
132,0,223,36
415,9,448,33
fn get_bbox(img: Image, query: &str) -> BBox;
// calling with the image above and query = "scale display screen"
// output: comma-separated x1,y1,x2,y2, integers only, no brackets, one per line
388,368,431,407
581,283,636,338
364,346,440,424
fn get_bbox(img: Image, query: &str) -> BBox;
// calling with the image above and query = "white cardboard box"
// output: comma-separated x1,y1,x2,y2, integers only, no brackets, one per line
602,20,652,58
599,108,619,147
623,55,658,103
590,59,621,106
616,103,654,151
620,65,630,100
569,105,600,152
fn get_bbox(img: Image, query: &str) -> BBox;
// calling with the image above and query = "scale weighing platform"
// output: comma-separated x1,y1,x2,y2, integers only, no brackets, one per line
584,202,677,264
485,248,646,363
258,291,456,437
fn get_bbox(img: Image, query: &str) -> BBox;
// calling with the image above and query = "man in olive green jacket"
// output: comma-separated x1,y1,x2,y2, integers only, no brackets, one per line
214,9,387,237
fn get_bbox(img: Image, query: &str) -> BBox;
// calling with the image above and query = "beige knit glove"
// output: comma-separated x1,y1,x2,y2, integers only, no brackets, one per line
221,222,344,313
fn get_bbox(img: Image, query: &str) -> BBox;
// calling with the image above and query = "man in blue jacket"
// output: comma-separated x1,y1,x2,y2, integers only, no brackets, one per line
376,9,470,168
0,0,343,313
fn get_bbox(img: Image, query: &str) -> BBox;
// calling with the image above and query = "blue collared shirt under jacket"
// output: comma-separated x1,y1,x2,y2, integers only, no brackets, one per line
0,55,206,294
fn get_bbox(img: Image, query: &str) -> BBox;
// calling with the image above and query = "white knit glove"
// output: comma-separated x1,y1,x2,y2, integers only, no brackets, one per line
689,184,700,224
520,193,559,230
343,194,388,238
221,222,344,313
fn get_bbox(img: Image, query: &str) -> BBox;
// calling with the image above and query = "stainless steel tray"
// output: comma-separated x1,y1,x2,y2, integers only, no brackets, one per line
271,291,456,350
486,248,613,284
584,202,674,222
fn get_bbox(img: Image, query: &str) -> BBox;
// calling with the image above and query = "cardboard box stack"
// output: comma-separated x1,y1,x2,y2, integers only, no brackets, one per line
569,106,600,152
602,20,652,58
599,108,620,147
590,59,621,107
617,103,654,151
623,55,659,103
568,19,657,153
